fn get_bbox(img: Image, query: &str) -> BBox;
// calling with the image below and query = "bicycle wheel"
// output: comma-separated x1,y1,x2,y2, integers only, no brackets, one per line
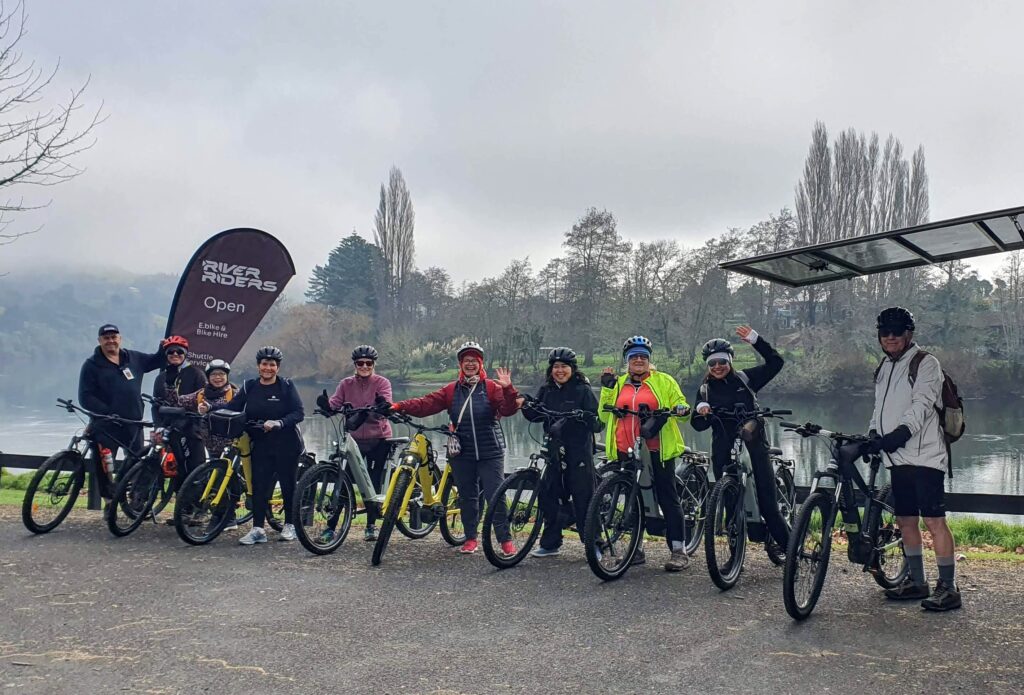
583,473,643,581
22,451,86,534
397,462,441,540
294,462,354,555
174,460,233,545
704,475,747,590
106,458,163,537
765,465,796,566
151,472,175,517
483,468,542,569
676,463,709,556
865,484,909,589
782,490,835,620
372,468,412,566
439,471,467,546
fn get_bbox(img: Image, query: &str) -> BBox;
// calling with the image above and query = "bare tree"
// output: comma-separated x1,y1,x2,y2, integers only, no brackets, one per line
0,1,102,249
373,165,415,324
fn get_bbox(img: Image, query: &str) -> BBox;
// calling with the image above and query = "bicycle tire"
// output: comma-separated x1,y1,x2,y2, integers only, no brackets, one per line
782,490,835,620
151,472,175,517
106,458,162,537
704,475,747,590
482,468,542,569
583,472,643,581
22,451,86,534
677,463,709,556
865,484,909,590
372,468,412,566
396,462,441,540
174,460,233,545
293,461,354,555
765,465,796,566
439,472,467,546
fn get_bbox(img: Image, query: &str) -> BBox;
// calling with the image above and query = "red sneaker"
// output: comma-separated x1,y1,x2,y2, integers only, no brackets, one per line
460,538,479,554
500,540,517,556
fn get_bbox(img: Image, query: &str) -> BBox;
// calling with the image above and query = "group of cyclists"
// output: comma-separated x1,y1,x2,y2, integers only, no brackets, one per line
71,304,960,613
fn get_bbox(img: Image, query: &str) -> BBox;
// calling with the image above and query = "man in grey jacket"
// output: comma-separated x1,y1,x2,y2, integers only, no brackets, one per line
865,307,960,611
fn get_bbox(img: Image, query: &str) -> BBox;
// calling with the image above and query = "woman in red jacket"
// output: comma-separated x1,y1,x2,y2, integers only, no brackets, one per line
393,342,519,555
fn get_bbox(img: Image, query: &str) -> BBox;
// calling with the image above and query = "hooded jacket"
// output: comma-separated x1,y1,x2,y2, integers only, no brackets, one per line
598,370,689,460
870,343,948,473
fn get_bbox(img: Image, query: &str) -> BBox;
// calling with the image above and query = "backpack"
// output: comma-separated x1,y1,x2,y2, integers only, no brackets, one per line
874,350,965,475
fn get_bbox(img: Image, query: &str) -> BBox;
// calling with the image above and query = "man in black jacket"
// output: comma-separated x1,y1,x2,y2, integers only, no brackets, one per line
78,324,164,494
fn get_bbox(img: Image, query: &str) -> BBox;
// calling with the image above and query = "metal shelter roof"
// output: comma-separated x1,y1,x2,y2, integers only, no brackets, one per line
719,205,1024,288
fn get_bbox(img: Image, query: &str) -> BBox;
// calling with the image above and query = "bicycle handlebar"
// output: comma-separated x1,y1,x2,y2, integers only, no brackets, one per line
601,404,690,419
386,411,455,436
707,405,791,419
56,398,153,427
521,394,594,422
780,420,868,442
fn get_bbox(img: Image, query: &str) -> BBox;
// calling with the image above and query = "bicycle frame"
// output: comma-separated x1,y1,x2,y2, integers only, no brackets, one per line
381,433,450,518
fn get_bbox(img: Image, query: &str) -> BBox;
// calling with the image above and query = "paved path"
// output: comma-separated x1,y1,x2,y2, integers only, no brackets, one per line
1,510,1021,694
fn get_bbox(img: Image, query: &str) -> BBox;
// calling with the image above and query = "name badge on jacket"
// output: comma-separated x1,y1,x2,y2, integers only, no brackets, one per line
122,368,135,380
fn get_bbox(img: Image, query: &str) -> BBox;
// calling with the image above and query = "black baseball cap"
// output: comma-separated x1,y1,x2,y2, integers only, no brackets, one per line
98,324,120,336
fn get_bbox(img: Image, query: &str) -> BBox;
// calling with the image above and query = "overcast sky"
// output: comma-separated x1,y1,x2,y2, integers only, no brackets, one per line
3,1,1022,293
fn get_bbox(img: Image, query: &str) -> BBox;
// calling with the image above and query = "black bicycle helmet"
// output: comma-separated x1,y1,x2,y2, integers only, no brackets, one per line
701,338,734,360
548,347,577,367
256,345,283,363
205,359,231,376
621,335,652,357
351,345,379,362
877,306,915,333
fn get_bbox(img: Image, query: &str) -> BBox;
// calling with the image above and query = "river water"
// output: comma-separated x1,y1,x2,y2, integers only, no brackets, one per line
5,385,1021,502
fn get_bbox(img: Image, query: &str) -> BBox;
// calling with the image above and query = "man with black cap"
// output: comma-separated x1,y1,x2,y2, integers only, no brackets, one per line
865,307,961,611
77,324,165,497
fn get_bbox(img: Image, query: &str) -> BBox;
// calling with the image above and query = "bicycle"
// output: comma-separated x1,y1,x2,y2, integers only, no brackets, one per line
173,411,307,545
581,404,692,581
780,420,908,620
371,412,468,566
292,400,410,555
106,405,206,537
22,399,152,534
702,404,796,590
480,395,604,569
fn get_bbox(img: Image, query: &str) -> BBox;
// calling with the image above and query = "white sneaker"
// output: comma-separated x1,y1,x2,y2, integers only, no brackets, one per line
239,527,268,545
279,523,297,541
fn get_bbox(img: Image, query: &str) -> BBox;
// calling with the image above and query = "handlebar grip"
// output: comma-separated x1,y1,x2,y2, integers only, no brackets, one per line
780,421,801,429
773,409,793,415
602,404,615,412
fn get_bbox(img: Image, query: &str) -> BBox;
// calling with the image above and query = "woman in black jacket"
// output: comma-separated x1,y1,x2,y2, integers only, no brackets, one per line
521,347,601,557
152,336,207,491
226,346,305,545
690,326,787,547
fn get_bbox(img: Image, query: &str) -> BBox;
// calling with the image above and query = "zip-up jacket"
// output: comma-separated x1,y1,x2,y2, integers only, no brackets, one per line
599,370,689,460
691,335,784,435
153,363,206,426
173,383,239,454
521,376,601,462
78,346,164,437
227,377,305,447
398,375,519,461
328,373,393,445
870,343,948,473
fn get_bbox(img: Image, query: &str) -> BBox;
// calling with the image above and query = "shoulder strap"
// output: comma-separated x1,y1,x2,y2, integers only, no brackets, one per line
873,359,886,382
735,370,757,400
453,381,478,427
907,350,930,386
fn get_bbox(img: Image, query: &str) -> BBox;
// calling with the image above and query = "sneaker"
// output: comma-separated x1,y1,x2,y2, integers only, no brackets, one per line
319,528,336,544
239,527,267,545
279,523,297,541
221,517,239,532
500,540,517,556
163,518,175,526
364,526,377,542
631,547,646,566
531,546,562,558
921,580,962,612
665,549,689,572
460,538,479,554
884,576,931,600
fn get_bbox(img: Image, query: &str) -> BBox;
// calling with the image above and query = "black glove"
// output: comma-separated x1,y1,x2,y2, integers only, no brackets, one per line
879,425,912,453
640,411,670,439
316,390,332,412
374,394,393,413
600,372,617,389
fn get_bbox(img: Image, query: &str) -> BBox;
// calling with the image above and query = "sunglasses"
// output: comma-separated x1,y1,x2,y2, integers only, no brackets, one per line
878,328,907,338
166,349,186,356
354,360,374,367
627,354,649,362
706,358,730,368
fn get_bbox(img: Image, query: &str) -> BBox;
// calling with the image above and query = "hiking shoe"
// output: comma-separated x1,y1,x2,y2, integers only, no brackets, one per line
364,526,377,542
531,546,562,558
921,580,962,612
319,529,336,544
239,527,267,545
884,576,931,600
279,523,297,541
631,547,646,566
460,538,479,554
500,540,517,556
665,550,689,572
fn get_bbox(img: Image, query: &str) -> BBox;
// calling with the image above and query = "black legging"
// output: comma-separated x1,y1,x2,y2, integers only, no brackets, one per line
710,420,789,547
361,439,390,526
618,450,685,547
250,437,300,528
538,454,595,551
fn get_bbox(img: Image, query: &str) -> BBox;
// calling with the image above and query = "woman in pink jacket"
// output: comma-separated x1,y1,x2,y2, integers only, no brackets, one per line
328,345,393,541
